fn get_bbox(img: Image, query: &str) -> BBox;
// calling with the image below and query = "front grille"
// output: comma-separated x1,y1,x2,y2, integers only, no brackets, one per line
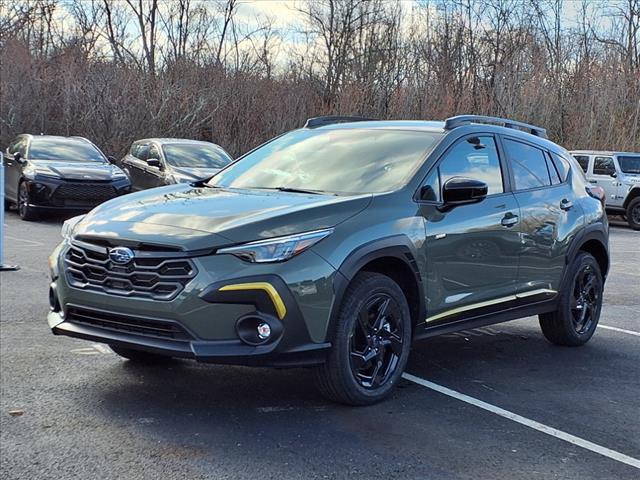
53,183,116,204
64,242,197,301
66,306,193,340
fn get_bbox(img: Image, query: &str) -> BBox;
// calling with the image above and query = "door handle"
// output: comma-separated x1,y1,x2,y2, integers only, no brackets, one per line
589,180,597,184
560,199,573,211
501,212,519,227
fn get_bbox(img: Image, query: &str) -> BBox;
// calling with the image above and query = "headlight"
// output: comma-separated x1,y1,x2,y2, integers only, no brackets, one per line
23,165,59,179
217,228,333,263
61,214,86,239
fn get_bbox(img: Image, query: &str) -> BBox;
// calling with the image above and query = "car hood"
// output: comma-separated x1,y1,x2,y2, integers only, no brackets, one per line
170,166,221,181
29,160,118,180
75,184,372,250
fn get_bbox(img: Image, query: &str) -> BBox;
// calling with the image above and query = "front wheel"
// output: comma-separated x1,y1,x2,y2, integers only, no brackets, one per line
17,182,38,221
315,272,412,405
626,197,640,230
539,252,603,346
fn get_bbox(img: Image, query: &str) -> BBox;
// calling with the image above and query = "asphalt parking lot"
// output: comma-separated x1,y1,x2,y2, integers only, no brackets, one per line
0,212,638,480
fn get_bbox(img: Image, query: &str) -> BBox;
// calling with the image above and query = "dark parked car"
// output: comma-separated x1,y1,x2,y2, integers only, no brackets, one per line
3,135,130,220
120,138,233,191
48,115,609,405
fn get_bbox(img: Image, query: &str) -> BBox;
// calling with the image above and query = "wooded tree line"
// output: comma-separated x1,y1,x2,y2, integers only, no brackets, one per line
1,0,638,158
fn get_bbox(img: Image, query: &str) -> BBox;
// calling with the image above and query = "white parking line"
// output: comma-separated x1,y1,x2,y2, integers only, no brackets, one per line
402,373,640,470
600,325,640,337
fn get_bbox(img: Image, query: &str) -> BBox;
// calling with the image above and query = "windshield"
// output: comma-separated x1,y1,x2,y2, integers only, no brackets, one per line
163,144,232,169
209,128,442,194
618,155,640,174
28,138,106,162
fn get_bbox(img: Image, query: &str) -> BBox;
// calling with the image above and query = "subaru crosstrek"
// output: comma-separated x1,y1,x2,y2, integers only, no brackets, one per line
48,115,610,405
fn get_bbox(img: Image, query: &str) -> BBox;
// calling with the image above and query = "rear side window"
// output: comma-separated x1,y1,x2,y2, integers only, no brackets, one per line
503,139,550,190
593,156,615,176
573,155,590,173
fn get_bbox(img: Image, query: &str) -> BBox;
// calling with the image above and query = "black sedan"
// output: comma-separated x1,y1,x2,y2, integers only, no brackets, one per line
120,138,233,191
3,135,131,220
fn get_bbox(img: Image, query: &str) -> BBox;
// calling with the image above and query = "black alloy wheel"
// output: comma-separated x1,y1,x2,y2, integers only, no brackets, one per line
570,263,601,334
349,293,404,389
315,272,412,405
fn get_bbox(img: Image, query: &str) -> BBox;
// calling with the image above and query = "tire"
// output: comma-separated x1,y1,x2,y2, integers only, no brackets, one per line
315,272,412,405
539,252,603,346
625,197,640,230
110,344,173,364
17,182,38,221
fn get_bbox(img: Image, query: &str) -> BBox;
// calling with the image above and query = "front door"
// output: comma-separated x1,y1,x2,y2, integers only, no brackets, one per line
591,156,622,207
418,134,521,324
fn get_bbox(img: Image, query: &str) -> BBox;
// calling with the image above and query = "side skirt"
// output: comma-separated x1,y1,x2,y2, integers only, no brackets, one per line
413,297,558,341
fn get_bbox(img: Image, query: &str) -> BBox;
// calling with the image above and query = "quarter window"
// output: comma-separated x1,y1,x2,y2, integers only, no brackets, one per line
545,153,561,185
437,136,504,196
503,139,551,190
573,155,590,173
551,152,571,181
593,156,615,176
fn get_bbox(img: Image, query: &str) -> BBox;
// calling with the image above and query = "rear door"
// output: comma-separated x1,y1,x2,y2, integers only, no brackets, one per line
418,134,522,324
502,137,584,296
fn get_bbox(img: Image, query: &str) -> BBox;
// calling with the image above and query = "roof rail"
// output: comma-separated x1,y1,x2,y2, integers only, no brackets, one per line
303,115,375,129
444,115,548,139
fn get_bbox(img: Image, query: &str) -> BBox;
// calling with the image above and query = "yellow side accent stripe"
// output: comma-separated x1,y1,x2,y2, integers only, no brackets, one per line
426,288,557,323
219,282,287,320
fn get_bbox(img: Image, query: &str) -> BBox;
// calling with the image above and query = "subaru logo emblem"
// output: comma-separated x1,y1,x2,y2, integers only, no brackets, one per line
109,247,134,265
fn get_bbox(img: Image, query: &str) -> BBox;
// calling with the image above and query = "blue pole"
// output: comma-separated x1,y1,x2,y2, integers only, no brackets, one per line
0,151,20,271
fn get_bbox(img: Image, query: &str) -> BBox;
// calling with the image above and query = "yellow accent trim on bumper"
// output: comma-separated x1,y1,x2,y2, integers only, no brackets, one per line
219,282,287,320
426,288,557,323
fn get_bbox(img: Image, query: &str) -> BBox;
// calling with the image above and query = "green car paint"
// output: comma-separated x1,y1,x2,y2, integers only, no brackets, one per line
47,116,609,394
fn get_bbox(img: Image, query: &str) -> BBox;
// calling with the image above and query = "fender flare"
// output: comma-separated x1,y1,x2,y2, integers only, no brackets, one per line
561,224,609,291
326,235,426,340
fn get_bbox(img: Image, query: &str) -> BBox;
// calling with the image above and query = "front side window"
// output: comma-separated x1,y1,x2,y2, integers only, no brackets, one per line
134,143,149,161
163,144,232,169
210,129,442,194
618,155,640,174
437,135,504,195
28,138,105,162
504,139,550,190
572,155,590,173
148,144,161,161
593,156,615,176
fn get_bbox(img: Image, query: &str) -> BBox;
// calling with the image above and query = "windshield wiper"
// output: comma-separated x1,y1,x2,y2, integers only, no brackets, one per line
269,186,335,195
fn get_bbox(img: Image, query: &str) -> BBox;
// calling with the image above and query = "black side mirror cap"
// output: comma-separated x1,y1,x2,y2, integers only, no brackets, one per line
442,177,488,206
610,171,617,178
146,158,162,169
13,152,24,163
107,155,117,164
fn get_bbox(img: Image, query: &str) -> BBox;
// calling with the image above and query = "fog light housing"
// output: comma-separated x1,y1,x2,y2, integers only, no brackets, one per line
257,323,271,340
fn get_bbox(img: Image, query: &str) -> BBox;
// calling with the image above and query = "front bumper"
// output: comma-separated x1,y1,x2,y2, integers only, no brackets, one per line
24,176,131,210
48,243,337,367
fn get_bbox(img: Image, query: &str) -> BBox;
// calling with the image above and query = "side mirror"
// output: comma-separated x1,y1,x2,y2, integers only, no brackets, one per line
442,177,488,206
147,158,162,169
107,155,117,165
13,152,24,164
610,171,617,178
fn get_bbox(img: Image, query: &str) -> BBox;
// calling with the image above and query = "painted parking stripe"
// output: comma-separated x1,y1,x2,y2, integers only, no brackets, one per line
600,325,640,337
402,373,640,469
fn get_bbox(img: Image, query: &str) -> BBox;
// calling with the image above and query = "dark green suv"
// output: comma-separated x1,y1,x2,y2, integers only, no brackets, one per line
48,115,609,405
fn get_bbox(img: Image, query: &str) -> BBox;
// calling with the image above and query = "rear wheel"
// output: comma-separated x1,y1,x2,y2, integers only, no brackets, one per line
539,252,603,346
315,272,412,405
626,197,640,230
17,182,38,221
110,344,173,364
